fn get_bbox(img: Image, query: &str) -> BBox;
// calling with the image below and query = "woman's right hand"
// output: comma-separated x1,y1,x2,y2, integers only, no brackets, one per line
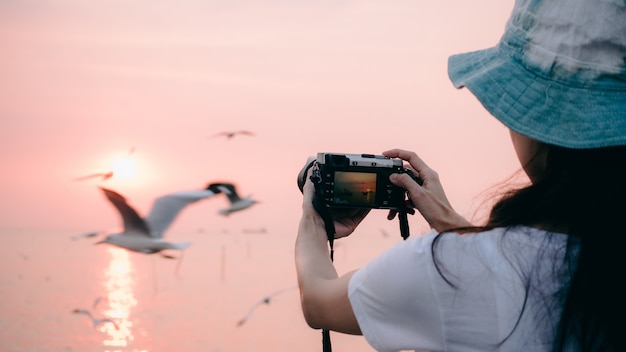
383,149,473,232
301,167,370,240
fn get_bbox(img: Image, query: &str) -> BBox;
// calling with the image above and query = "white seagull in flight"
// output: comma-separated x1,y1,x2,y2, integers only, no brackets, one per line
72,308,119,330
206,182,259,216
95,187,219,256
236,285,297,326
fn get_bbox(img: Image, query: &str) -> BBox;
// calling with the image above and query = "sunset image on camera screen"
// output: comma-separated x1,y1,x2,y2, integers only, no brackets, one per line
333,171,377,206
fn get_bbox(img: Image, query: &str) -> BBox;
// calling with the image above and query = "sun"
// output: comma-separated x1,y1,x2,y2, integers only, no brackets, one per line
111,157,136,179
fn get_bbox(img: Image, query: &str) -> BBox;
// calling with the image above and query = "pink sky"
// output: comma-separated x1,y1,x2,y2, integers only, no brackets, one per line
0,0,520,236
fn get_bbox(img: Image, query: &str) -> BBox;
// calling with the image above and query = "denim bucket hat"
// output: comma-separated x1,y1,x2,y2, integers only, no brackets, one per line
448,0,626,149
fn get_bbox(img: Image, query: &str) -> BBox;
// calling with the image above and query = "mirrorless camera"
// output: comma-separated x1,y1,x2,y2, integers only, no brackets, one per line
297,153,418,210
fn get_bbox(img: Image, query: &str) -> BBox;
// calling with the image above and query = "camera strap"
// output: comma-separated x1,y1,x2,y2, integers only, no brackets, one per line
398,208,414,240
308,167,413,352
312,198,336,258
308,165,336,352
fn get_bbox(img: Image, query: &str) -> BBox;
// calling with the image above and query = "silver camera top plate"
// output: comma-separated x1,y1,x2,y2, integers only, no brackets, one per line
316,153,402,168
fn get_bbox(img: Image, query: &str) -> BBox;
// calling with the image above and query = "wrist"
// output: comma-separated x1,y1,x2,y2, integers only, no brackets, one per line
429,210,473,232
299,212,330,241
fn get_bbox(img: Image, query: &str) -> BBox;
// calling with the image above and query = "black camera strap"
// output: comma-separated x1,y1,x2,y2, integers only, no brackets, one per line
311,201,412,352
398,207,414,240
311,197,336,260
309,168,413,352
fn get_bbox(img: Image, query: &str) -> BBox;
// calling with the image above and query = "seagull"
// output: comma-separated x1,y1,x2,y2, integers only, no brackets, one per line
236,286,297,327
95,187,219,256
74,146,136,182
71,231,101,241
242,227,267,234
210,130,255,139
72,308,119,330
92,296,104,310
206,182,259,216
74,171,114,182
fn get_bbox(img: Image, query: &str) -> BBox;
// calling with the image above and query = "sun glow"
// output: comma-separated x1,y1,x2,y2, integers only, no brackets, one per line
112,157,136,179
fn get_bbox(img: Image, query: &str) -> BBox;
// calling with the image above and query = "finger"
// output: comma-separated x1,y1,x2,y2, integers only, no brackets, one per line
301,170,317,206
382,149,430,174
389,173,423,195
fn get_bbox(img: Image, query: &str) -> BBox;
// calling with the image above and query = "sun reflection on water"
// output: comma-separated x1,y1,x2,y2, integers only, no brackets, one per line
101,247,140,351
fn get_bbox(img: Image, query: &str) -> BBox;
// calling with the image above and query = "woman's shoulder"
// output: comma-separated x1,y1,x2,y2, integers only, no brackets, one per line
410,226,570,266
431,225,568,245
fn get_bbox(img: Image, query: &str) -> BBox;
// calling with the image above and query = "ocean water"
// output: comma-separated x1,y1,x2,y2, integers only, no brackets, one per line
0,227,396,352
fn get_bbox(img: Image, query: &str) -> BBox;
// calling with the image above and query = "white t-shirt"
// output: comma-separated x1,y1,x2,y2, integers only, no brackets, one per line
348,226,570,352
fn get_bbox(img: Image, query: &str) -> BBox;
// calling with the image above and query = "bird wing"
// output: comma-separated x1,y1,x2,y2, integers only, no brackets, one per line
206,182,242,202
223,188,242,203
92,296,103,310
220,199,255,213
206,182,233,194
71,231,100,240
236,286,297,326
210,132,230,138
73,308,92,318
97,318,120,330
100,188,151,236
75,172,113,181
145,189,217,239
236,300,266,326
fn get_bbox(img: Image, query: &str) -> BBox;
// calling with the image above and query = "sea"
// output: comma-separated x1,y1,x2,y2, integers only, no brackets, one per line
0,226,401,352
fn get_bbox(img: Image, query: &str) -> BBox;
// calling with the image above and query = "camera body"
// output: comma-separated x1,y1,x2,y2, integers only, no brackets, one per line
298,153,413,210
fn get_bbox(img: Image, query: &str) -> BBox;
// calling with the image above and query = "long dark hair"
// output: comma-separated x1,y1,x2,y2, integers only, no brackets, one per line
437,144,626,351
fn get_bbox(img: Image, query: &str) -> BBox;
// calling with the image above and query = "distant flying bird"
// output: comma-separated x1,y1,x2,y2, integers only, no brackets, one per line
74,146,136,182
71,231,101,241
92,296,104,310
236,286,297,327
74,171,114,182
95,187,219,256
242,227,267,234
72,308,119,330
210,130,255,139
206,182,259,216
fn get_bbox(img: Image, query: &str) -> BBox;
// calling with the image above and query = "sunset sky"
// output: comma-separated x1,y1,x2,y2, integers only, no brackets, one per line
0,0,521,237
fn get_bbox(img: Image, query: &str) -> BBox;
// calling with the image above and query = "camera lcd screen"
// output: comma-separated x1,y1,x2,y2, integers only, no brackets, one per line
332,171,377,206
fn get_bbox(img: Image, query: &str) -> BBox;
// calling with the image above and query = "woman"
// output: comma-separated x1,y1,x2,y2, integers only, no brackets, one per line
295,0,626,350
